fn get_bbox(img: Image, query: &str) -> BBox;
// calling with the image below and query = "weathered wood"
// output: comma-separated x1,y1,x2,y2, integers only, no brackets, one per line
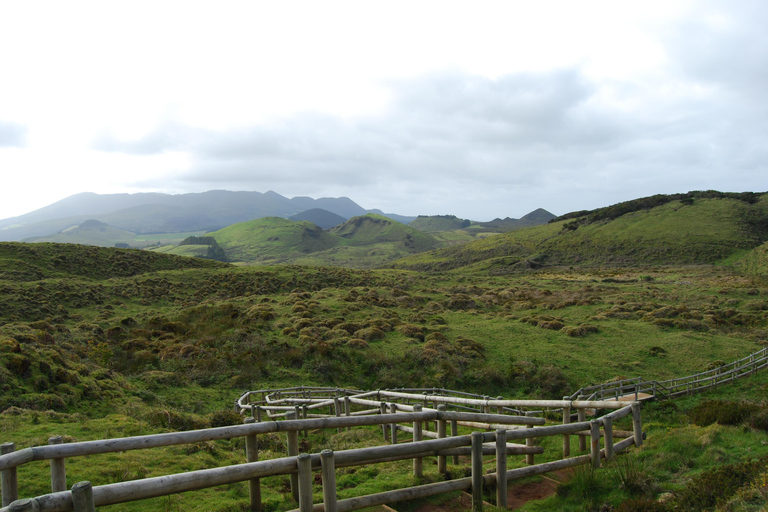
577,405,587,452
562,398,571,458
495,429,507,509
631,403,643,448
70,482,95,512
378,391,628,410
603,417,614,461
471,432,484,512
380,403,389,442
286,412,300,502
451,419,459,465
244,417,262,512
389,404,398,445
1,442,18,507
437,405,447,473
412,404,423,478
7,498,41,512
297,453,313,512
321,450,337,512
47,438,66,494
590,421,601,469
525,424,535,466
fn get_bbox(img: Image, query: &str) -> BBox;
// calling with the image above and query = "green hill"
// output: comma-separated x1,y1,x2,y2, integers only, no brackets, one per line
390,193,768,272
0,241,226,282
409,215,471,232
330,214,438,250
208,217,341,263
24,219,137,247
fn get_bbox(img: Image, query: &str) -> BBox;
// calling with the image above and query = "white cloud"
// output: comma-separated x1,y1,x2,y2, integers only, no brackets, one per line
0,0,765,221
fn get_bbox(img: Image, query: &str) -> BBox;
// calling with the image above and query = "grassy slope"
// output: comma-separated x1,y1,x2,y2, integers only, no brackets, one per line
208,217,341,262
391,196,768,271
2,192,768,511
408,215,468,232
330,214,438,250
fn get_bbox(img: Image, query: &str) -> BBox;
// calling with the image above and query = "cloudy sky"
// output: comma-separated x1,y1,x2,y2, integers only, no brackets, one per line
0,0,765,222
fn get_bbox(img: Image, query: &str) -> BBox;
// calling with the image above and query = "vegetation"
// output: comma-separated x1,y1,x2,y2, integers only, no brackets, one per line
2,190,768,510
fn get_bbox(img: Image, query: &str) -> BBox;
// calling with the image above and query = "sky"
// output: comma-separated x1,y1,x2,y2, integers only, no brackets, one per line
0,0,766,222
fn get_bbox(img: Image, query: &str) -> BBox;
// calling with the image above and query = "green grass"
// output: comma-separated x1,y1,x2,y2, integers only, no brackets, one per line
1,225,768,511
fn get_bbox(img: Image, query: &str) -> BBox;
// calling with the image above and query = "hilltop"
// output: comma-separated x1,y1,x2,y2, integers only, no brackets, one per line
390,192,768,272
190,214,439,266
0,190,417,242
2,188,768,510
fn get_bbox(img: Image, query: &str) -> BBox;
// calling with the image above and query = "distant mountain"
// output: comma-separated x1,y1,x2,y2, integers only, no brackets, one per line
478,208,556,231
329,214,438,252
25,219,137,246
409,215,472,232
207,217,341,263
0,191,416,242
289,209,347,229
390,192,768,272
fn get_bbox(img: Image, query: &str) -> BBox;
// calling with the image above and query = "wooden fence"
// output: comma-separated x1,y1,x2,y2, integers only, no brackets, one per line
0,391,643,512
568,347,768,403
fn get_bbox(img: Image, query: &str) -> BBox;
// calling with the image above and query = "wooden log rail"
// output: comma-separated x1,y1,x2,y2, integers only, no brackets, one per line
568,347,768,403
1,401,642,512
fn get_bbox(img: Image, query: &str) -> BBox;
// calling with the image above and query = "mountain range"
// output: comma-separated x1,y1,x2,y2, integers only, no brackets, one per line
0,190,553,245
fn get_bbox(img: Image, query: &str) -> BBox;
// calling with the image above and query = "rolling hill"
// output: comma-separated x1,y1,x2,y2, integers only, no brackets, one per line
206,217,341,263
0,190,417,242
390,192,768,272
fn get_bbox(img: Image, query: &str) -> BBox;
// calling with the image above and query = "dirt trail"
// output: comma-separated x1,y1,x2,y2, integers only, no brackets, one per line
407,470,570,512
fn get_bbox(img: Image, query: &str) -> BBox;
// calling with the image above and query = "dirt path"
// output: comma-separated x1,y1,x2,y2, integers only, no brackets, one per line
408,470,570,512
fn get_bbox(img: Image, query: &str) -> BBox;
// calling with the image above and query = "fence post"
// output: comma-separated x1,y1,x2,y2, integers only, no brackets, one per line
333,397,342,433
71,481,95,512
590,420,601,469
8,498,40,511
496,429,507,509
390,403,398,445
577,400,587,452
302,405,309,438
471,432,484,512
344,396,351,431
525,413,535,466
380,402,390,442
603,416,615,461
244,417,262,512
413,404,423,478
297,453,313,512
286,411,300,502
1,442,18,507
48,436,66,493
562,397,571,458
631,403,643,448
321,450,338,512
451,419,459,465
437,404,447,473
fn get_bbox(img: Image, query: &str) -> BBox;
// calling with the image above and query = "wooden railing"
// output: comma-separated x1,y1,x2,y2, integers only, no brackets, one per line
569,346,768,402
0,393,643,512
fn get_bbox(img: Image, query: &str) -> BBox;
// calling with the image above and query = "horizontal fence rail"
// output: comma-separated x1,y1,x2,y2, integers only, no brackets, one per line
568,347,768,403
1,393,643,512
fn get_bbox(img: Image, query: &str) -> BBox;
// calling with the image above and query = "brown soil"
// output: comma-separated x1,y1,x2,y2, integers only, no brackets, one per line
408,470,571,512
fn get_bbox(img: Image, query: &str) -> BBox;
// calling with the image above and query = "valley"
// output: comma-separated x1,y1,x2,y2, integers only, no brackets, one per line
1,191,768,510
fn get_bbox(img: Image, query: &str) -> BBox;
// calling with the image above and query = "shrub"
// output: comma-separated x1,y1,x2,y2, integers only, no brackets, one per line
208,409,243,428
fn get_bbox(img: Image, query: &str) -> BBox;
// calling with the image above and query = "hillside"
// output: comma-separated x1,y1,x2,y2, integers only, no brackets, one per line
409,215,471,232
390,194,768,272
24,219,137,246
207,217,341,263
0,190,416,242
2,230,768,510
289,208,347,229
478,208,557,231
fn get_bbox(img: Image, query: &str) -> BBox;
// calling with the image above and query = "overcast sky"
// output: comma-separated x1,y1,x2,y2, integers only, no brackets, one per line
1,0,766,222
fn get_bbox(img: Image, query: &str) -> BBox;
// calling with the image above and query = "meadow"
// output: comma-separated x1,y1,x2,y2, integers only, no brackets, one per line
2,193,768,510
